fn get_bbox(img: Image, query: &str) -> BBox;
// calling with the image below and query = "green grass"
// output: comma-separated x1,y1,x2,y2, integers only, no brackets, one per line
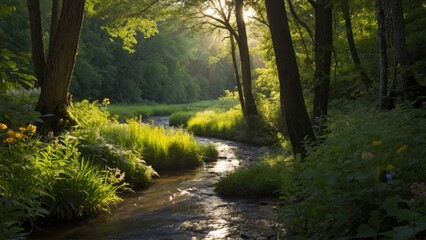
0,131,126,238
187,107,273,145
168,111,196,126
215,156,287,197
108,99,238,121
101,120,205,171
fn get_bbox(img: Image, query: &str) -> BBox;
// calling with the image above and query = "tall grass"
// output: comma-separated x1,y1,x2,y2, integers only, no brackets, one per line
101,121,204,171
168,111,196,126
71,100,158,186
0,127,126,238
215,156,287,197
187,107,273,145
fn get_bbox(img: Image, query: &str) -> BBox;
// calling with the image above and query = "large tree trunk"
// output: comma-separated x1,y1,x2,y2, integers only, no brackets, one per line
235,0,257,117
265,0,316,158
341,0,371,89
230,32,246,117
28,0,85,133
389,0,425,107
375,0,390,110
311,0,332,128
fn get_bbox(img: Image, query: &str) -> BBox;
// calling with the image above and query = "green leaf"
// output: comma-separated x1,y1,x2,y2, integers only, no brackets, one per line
368,215,382,229
382,196,400,215
6,60,17,69
392,209,414,223
357,224,376,237
384,225,414,239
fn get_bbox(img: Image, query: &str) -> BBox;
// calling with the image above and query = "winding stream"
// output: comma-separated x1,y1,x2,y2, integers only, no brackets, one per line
32,117,285,239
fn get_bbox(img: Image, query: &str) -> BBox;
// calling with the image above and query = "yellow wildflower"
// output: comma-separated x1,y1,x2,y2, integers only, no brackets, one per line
0,123,7,130
397,145,409,154
361,151,375,160
3,137,14,144
386,164,395,172
19,127,26,132
15,132,25,139
26,124,37,134
6,130,15,137
102,98,111,105
372,140,382,146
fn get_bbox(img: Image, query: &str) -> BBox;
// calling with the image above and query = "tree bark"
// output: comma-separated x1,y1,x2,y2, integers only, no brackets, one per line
389,0,425,107
49,0,60,56
29,0,85,133
265,0,316,158
341,0,371,89
375,0,390,110
235,0,257,117
27,0,46,86
311,0,332,127
230,32,246,117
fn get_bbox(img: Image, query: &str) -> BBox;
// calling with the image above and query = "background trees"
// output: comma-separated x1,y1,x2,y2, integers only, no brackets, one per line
1,0,425,134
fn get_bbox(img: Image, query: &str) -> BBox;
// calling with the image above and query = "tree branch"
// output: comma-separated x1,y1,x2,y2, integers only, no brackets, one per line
287,0,314,42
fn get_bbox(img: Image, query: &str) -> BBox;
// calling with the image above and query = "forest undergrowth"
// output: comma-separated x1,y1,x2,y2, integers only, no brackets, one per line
215,100,426,239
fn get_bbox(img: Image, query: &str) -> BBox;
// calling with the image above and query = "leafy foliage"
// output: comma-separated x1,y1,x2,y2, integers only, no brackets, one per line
279,102,426,238
0,123,126,238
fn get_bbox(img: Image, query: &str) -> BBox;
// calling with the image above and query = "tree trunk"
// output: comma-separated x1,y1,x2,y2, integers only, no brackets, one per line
265,0,316,158
389,0,425,107
27,0,46,86
28,0,85,133
230,32,246,117
311,0,332,127
235,0,257,117
375,0,390,110
341,0,371,89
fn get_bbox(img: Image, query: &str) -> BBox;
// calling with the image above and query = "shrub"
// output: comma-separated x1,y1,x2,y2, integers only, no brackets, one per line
0,88,39,129
279,102,426,239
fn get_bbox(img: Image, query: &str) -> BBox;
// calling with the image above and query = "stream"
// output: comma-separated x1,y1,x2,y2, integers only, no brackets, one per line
31,117,285,239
